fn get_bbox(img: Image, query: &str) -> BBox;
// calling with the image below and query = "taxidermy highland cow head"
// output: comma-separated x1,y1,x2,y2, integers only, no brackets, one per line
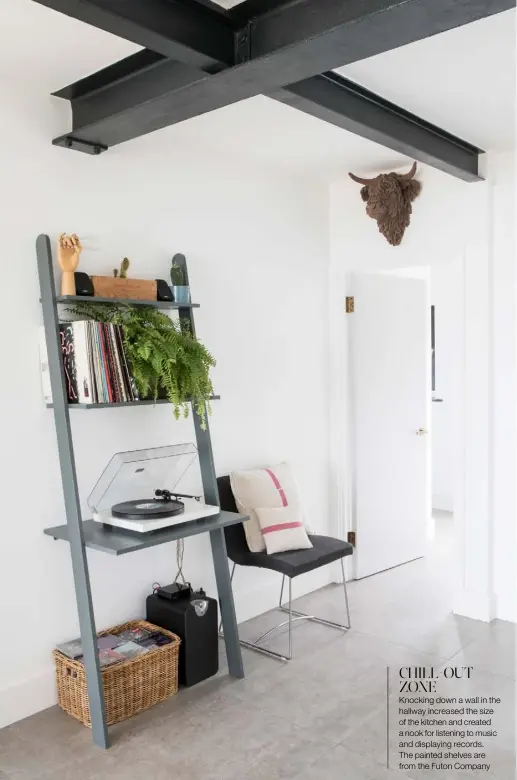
349,162,422,246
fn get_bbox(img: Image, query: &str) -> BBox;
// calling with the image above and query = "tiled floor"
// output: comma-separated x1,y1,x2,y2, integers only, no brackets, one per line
1,513,515,779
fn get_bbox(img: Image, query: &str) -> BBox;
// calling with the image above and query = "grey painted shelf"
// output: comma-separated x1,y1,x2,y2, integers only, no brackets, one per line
46,395,221,409
55,294,200,309
44,512,247,555
37,233,244,748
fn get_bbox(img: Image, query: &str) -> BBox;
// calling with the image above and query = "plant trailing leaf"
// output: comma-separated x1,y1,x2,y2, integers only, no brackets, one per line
66,302,215,428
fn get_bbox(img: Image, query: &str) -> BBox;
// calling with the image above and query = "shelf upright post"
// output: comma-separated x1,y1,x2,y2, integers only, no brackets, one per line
177,255,244,679
36,235,109,748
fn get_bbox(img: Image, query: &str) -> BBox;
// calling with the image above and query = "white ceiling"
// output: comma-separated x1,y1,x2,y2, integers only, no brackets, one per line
0,1,139,89
0,2,514,180
337,10,516,152
210,0,248,6
163,9,516,179
166,95,411,179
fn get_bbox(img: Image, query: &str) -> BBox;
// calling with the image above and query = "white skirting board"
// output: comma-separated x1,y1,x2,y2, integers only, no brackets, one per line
0,667,58,730
454,588,517,623
432,494,454,512
493,590,517,624
453,587,498,623
0,566,331,728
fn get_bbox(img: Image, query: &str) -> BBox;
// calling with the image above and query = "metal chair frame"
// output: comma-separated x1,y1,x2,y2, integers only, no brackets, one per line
220,558,350,662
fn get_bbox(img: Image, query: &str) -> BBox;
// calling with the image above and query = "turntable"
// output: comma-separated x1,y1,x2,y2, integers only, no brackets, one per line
89,444,219,533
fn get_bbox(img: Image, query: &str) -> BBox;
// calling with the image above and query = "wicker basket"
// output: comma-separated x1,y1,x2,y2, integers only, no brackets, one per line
54,620,181,727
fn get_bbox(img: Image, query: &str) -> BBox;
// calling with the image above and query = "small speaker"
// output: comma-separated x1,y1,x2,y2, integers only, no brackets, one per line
156,279,173,302
146,590,218,687
74,272,94,296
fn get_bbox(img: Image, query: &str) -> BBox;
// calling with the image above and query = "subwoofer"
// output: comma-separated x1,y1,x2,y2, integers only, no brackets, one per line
146,589,219,687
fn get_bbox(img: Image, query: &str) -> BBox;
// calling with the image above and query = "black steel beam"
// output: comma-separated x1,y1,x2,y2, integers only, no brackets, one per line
227,0,295,25
34,0,236,71
53,48,484,181
276,73,483,182
51,0,512,151
53,50,167,101
242,0,513,62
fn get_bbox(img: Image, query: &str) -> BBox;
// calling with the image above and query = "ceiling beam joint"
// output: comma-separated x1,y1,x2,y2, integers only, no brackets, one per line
235,24,252,64
42,0,510,181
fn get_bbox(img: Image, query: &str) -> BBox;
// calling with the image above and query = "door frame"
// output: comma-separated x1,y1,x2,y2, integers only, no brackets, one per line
348,269,433,579
328,259,467,593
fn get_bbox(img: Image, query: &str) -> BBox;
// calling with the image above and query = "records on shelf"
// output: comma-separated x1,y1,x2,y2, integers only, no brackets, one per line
39,321,139,405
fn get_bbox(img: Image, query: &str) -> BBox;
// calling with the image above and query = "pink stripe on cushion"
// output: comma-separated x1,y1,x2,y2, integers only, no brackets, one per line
262,521,303,535
264,468,288,506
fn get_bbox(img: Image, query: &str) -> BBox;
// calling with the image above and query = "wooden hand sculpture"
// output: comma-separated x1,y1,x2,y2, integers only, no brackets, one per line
57,233,82,296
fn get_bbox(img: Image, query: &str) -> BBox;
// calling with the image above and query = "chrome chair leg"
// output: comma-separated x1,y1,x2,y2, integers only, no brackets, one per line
278,561,351,631
288,577,293,660
218,561,292,662
219,559,351,664
218,562,292,661
341,558,351,629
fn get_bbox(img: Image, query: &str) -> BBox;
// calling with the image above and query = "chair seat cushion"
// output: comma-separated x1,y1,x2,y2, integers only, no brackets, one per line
234,534,354,578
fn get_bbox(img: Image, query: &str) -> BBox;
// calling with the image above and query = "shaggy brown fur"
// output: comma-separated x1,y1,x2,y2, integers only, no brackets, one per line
349,162,422,246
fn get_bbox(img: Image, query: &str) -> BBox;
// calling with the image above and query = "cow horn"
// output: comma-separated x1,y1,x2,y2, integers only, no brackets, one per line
348,172,377,185
399,161,417,180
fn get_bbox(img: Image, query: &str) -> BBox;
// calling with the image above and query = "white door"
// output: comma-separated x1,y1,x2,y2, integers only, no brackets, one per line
350,272,430,579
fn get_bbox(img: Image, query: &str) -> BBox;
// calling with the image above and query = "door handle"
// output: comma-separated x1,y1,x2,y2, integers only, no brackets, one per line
416,428,428,436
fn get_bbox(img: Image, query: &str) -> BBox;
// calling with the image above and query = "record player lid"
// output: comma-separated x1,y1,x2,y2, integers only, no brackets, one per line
87,444,198,514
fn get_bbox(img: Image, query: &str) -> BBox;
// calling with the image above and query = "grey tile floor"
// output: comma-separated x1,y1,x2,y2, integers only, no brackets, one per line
0,513,515,779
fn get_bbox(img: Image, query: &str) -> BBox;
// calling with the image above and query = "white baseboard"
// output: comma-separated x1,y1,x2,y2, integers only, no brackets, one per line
432,494,454,512
0,667,57,730
453,587,497,622
0,570,331,729
494,590,517,623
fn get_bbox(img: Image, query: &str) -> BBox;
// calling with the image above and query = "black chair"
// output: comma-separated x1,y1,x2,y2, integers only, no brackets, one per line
217,475,354,662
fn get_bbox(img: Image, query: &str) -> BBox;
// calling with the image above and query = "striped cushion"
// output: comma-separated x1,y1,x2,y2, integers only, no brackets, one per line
230,463,304,553
255,505,313,554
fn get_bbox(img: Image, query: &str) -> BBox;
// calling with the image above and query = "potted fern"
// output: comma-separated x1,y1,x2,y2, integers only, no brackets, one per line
67,302,215,427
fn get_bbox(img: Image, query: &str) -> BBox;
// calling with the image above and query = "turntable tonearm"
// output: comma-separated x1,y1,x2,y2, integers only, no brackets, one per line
88,445,219,533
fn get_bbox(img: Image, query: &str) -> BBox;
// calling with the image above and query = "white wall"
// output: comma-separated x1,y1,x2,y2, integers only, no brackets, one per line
490,151,516,623
329,158,516,624
0,84,330,726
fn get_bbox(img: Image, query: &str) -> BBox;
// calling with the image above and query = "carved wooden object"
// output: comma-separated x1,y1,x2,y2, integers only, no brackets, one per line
57,233,82,295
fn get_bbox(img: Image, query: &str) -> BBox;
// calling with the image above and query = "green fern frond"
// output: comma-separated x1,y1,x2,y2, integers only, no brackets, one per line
68,302,215,425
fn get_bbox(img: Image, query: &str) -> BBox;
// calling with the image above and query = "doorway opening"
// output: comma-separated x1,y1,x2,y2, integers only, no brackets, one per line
341,258,464,618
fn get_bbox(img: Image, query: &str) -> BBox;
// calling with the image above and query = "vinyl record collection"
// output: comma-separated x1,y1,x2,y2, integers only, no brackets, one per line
40,321,139,404
57,626,174,668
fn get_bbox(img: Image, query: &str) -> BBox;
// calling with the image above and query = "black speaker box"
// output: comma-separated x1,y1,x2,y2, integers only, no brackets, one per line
146,591,218,687
74,271,94,296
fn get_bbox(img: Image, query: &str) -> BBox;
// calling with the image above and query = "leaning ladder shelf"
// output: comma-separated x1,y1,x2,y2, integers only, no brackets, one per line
36,235,244,749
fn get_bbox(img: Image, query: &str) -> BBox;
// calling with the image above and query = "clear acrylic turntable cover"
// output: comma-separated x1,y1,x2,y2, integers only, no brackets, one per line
88,444,219,532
